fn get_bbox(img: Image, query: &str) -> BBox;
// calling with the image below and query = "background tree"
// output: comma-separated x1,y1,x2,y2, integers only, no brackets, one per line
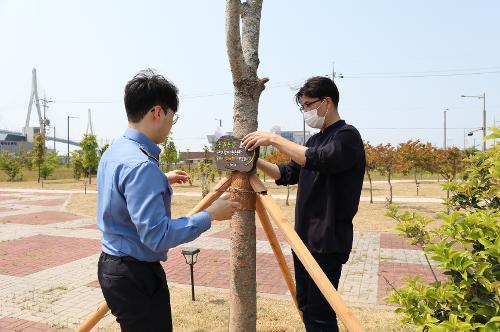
430,147,464,200
445,126,499,211
0,151,23,181
397,140,433,196
80,134,99,184
265,151,292,205
226,0,267,329
363,141,378,203
71,151,84,180
31,133,45,183
160,135,177,172
39,151,59,180
98,143,110,158
374,143,399,203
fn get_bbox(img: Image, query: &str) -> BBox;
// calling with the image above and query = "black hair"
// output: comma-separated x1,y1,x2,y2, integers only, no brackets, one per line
124,69,179,123
295,76,339,109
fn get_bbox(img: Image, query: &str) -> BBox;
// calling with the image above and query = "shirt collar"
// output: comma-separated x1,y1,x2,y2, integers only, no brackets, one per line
321,119,345,135
123,128,161,159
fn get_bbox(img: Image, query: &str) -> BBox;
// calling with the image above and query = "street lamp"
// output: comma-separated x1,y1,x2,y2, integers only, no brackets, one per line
181,247,200,301
214,118,222,127
444,108,448,149
460,93,486,151
67,115,79,166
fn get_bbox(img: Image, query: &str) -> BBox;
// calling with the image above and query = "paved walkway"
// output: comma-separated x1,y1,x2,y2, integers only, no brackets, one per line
0,188,443,203
0,190,442,331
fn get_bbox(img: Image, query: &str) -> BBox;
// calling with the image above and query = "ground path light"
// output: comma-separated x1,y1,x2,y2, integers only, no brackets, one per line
182,247,200,301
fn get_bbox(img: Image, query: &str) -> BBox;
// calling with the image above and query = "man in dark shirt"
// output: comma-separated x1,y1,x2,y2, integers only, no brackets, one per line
243,76,365,332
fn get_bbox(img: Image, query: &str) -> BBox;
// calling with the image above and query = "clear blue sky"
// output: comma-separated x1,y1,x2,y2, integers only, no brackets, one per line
0,0,499,153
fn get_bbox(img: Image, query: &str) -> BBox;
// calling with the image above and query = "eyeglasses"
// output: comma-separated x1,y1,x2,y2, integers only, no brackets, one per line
149,106,179,124
172,112,179,125
299,98,324,112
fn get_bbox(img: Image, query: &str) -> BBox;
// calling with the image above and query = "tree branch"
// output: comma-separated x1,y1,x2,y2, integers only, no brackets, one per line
225,0,246,80
241,0,263,74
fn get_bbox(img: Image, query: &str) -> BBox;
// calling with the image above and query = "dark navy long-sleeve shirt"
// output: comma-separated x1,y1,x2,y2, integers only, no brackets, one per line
276,120,365,254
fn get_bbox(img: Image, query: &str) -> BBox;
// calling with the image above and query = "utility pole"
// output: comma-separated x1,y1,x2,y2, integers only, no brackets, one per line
39,95,53,135
444,108,448,149
53,127,56,151
67,116,78,166
331,61,343,81
461,93,487,151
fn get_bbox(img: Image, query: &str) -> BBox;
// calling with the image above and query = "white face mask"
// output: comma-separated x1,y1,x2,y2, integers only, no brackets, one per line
303,100,326,129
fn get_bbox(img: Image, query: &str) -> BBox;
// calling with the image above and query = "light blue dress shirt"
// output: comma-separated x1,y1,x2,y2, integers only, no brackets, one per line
96,128,211,262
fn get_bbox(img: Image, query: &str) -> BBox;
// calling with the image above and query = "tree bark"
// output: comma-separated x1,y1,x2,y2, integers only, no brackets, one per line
388,173,393,204
225,1,267,331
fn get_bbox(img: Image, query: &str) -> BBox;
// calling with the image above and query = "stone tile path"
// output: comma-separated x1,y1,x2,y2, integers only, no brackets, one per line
0,189,442,331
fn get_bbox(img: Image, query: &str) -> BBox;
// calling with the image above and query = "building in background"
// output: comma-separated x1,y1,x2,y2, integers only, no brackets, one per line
0,132,33,153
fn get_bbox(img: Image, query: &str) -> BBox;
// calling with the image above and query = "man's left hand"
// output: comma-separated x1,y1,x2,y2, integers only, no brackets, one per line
242,131,278,151
166,170,190,185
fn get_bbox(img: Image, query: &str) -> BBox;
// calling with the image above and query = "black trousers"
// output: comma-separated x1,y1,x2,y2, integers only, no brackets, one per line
293,251,349,332
98,252,172,332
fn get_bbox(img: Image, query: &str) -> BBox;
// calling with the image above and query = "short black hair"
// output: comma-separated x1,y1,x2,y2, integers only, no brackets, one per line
295,76,339,109
124,69,179,123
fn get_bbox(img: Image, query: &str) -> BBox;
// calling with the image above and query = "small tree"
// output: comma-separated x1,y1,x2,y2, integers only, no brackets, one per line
397,140,434,196
375,144,399,203
39,151,59,180
197,146,217,197
71,151,84,180
431,147,464,200
160,135,177,172
364,141,378,203
80,134,99,184
0,151,23,181
31,133,46,183
386,133,500,331
266,151,292,205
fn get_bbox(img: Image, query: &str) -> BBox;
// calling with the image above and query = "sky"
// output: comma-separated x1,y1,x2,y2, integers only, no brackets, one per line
0,0,499,154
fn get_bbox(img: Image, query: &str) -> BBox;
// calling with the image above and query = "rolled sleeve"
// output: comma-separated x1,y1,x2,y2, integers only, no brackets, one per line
304,130,361,174
276,161,301,186
122,162,211,252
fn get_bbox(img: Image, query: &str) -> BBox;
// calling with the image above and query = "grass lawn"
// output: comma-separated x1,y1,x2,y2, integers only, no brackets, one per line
100,286,417,332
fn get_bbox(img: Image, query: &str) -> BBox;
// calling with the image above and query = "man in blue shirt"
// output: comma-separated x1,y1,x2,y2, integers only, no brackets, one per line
97,69,239,331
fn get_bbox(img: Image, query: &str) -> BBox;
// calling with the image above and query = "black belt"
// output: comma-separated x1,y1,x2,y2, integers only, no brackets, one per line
101,252,158,264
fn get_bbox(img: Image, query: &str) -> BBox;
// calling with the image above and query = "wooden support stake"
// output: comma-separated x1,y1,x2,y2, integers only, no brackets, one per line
187,176,232,216
75,302,109,332
256,193,363,332
76,176,232,332
255,198,302,319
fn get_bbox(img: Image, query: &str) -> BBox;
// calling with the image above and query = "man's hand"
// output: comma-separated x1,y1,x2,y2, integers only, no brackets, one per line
206,194,241,221
166,170,190,185
242,131,279,151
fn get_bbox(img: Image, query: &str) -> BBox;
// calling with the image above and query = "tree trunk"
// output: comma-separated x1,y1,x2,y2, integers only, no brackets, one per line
414,170,418,196
367,171,373,203
225,1,267,330
388,173,393,204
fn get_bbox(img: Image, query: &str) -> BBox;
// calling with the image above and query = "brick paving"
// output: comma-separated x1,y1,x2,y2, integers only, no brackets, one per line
0,189,444,330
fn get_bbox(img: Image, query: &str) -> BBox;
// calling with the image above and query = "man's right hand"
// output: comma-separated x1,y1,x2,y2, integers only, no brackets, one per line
206,195,241,221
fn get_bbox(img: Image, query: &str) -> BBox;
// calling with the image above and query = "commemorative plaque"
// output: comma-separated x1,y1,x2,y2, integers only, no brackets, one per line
214,135,259,173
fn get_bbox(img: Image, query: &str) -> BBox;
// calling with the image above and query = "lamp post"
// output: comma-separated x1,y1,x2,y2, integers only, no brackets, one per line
67,115,78,166
444,108,448,149
461,93,486,151
214,118,222,127
181,247,200,301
